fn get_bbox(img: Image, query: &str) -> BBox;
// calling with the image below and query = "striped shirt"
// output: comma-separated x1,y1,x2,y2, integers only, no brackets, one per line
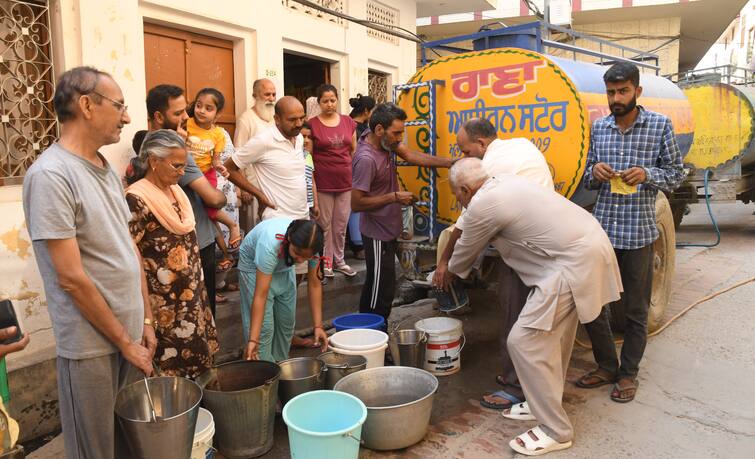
584,106,685,250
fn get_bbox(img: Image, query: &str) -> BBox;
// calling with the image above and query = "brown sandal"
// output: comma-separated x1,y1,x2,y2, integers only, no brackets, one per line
611,378,639,403
576,369,616,388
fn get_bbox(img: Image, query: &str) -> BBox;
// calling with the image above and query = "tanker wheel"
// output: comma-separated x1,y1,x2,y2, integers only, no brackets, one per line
648,193,675,332
607,194,675,334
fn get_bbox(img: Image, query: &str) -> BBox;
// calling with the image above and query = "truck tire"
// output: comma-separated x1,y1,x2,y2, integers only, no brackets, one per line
608,193,675,333
648,193,675,332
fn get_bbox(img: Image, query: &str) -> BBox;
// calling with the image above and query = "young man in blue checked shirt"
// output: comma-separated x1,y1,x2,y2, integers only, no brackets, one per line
576,62,684,403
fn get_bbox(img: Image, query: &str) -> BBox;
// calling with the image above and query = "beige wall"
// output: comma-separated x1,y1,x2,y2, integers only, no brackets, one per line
1,0,418,371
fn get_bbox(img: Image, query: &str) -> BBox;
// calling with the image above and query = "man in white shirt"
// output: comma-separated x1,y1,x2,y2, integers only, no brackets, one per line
235,78,277,232
433,118,554,412
447,158,621,456
225,96,307,221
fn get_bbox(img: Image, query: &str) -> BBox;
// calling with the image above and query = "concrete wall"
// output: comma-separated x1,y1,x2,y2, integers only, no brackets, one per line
0,0,418,441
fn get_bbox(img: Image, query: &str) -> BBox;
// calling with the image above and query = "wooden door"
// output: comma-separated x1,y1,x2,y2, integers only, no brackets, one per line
144,23,236,137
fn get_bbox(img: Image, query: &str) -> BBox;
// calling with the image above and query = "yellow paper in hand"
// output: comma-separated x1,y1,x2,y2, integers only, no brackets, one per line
610,176,638,195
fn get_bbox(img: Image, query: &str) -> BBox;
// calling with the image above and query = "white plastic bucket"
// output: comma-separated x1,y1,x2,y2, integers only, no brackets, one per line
414,317,465,376
328,343,387,369
191,407,215,459
329,329,389,351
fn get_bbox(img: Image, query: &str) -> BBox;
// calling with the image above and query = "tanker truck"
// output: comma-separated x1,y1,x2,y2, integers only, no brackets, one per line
392,23,688,332
668,66,755,228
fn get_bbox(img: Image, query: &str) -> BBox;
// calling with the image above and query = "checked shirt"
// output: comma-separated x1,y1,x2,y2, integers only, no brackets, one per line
584,106,685,250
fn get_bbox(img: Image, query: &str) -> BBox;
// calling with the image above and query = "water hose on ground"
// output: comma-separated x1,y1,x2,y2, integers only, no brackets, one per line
575,275,755,348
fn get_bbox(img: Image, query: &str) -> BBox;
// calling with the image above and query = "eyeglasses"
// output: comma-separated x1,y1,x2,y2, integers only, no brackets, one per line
162,159,186,172
89,90,128,114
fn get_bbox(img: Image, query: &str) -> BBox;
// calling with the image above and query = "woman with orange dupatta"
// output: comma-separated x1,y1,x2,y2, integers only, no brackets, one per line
125,129,218,379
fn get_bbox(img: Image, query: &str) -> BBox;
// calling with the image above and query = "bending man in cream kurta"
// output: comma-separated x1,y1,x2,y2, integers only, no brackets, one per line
447,158,622,457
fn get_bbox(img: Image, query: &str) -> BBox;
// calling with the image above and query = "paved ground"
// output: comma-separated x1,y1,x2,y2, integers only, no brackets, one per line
28,201,755,458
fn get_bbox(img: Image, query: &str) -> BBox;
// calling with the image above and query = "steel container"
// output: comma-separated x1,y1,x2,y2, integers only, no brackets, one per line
195,360,280,458
388,329,427,368
317,351,367,389
114,376,202,459
334,366,438,450
278,357,326,405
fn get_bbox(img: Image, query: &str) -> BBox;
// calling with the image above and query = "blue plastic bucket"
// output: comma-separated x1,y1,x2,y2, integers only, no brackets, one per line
283,390,367,459
332,313,385,332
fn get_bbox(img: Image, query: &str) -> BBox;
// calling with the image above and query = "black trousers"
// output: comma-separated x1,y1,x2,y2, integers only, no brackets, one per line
497,262,531,399
199,243,216,317
359,235,397,321
584,244,654,378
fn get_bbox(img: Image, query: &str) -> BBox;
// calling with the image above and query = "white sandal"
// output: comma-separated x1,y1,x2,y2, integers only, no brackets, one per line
509,425,572,456
502,401,536,421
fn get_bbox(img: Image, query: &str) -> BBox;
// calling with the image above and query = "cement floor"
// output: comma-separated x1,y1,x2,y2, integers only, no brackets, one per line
28,201,755,458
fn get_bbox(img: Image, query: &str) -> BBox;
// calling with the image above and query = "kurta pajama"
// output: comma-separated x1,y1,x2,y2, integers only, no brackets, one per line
449,176,622,442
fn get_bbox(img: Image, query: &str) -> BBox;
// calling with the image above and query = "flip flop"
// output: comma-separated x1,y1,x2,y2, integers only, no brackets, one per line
217,258,234,272
216,293,228,304
576,369,616,389
502,401,536,421
611,379,639,403
480,390,523,410
509,426,573,456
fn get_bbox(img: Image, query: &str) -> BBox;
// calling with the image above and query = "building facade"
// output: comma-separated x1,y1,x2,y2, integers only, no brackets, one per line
0,0,433,440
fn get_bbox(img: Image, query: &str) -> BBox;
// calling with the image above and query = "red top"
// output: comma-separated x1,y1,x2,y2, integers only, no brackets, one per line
310,115,357,192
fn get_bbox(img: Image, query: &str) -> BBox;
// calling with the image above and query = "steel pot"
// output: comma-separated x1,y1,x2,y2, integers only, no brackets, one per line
277,357,326,406
317,351,367,389
334,366,438,450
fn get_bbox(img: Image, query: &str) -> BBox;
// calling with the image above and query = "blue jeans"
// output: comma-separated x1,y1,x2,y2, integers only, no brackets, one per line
348,212,363,248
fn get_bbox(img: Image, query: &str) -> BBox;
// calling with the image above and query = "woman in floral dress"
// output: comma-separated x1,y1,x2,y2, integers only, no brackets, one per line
125,129,218,379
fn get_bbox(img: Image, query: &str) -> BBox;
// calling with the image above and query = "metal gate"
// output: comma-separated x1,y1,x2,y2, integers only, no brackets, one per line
0,0,57,185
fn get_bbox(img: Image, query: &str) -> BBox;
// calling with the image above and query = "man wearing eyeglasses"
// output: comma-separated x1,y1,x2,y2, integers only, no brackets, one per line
23,67,155,458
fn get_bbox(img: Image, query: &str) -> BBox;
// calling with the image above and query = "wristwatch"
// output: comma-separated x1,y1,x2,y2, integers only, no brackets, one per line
144,318,155,327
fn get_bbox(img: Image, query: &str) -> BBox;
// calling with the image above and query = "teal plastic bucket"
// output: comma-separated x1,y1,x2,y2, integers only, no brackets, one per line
283,390,367,459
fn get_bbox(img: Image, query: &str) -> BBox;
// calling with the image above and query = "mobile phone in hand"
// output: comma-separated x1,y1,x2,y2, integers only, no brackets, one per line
0,300,22,345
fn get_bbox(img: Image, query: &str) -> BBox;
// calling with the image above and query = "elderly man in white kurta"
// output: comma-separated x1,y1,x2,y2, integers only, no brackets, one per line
434,118,555,411
447,158,622,456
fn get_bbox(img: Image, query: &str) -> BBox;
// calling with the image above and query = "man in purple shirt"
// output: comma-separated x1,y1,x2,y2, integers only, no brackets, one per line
351,103,453,321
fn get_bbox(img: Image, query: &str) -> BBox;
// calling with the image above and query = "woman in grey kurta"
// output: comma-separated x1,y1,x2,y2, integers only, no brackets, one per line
447,158,622,456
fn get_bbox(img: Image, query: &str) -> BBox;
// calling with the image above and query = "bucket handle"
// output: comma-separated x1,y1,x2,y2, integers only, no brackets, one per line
390,313,424,334
343,432,364,445
450,334,466,359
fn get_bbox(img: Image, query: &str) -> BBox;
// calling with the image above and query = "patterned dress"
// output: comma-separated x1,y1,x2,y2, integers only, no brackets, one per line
126,193,219,379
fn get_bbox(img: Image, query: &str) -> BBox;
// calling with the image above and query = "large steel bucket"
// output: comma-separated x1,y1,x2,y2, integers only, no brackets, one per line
388,329,427,368
195,360,280,458
317,351,367,390
334,366,438,450
114,376,202,459
278,357,326,406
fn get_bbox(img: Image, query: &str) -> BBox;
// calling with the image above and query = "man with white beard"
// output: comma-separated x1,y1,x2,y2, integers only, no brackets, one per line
235,79,277,231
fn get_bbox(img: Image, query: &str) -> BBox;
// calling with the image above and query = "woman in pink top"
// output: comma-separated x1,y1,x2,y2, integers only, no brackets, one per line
309,84,358,278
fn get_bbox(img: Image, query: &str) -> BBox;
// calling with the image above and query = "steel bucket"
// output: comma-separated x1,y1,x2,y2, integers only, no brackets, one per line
195,360,280,458
114,376,202,459
317,352,367,389
388,329,427,368
278,357,326,406
334,366,438,451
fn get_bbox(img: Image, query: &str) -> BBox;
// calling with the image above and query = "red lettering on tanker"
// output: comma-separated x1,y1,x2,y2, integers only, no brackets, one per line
450,60,545,101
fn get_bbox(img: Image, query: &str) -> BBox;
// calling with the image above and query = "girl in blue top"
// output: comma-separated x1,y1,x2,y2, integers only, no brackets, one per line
239,218,328,361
